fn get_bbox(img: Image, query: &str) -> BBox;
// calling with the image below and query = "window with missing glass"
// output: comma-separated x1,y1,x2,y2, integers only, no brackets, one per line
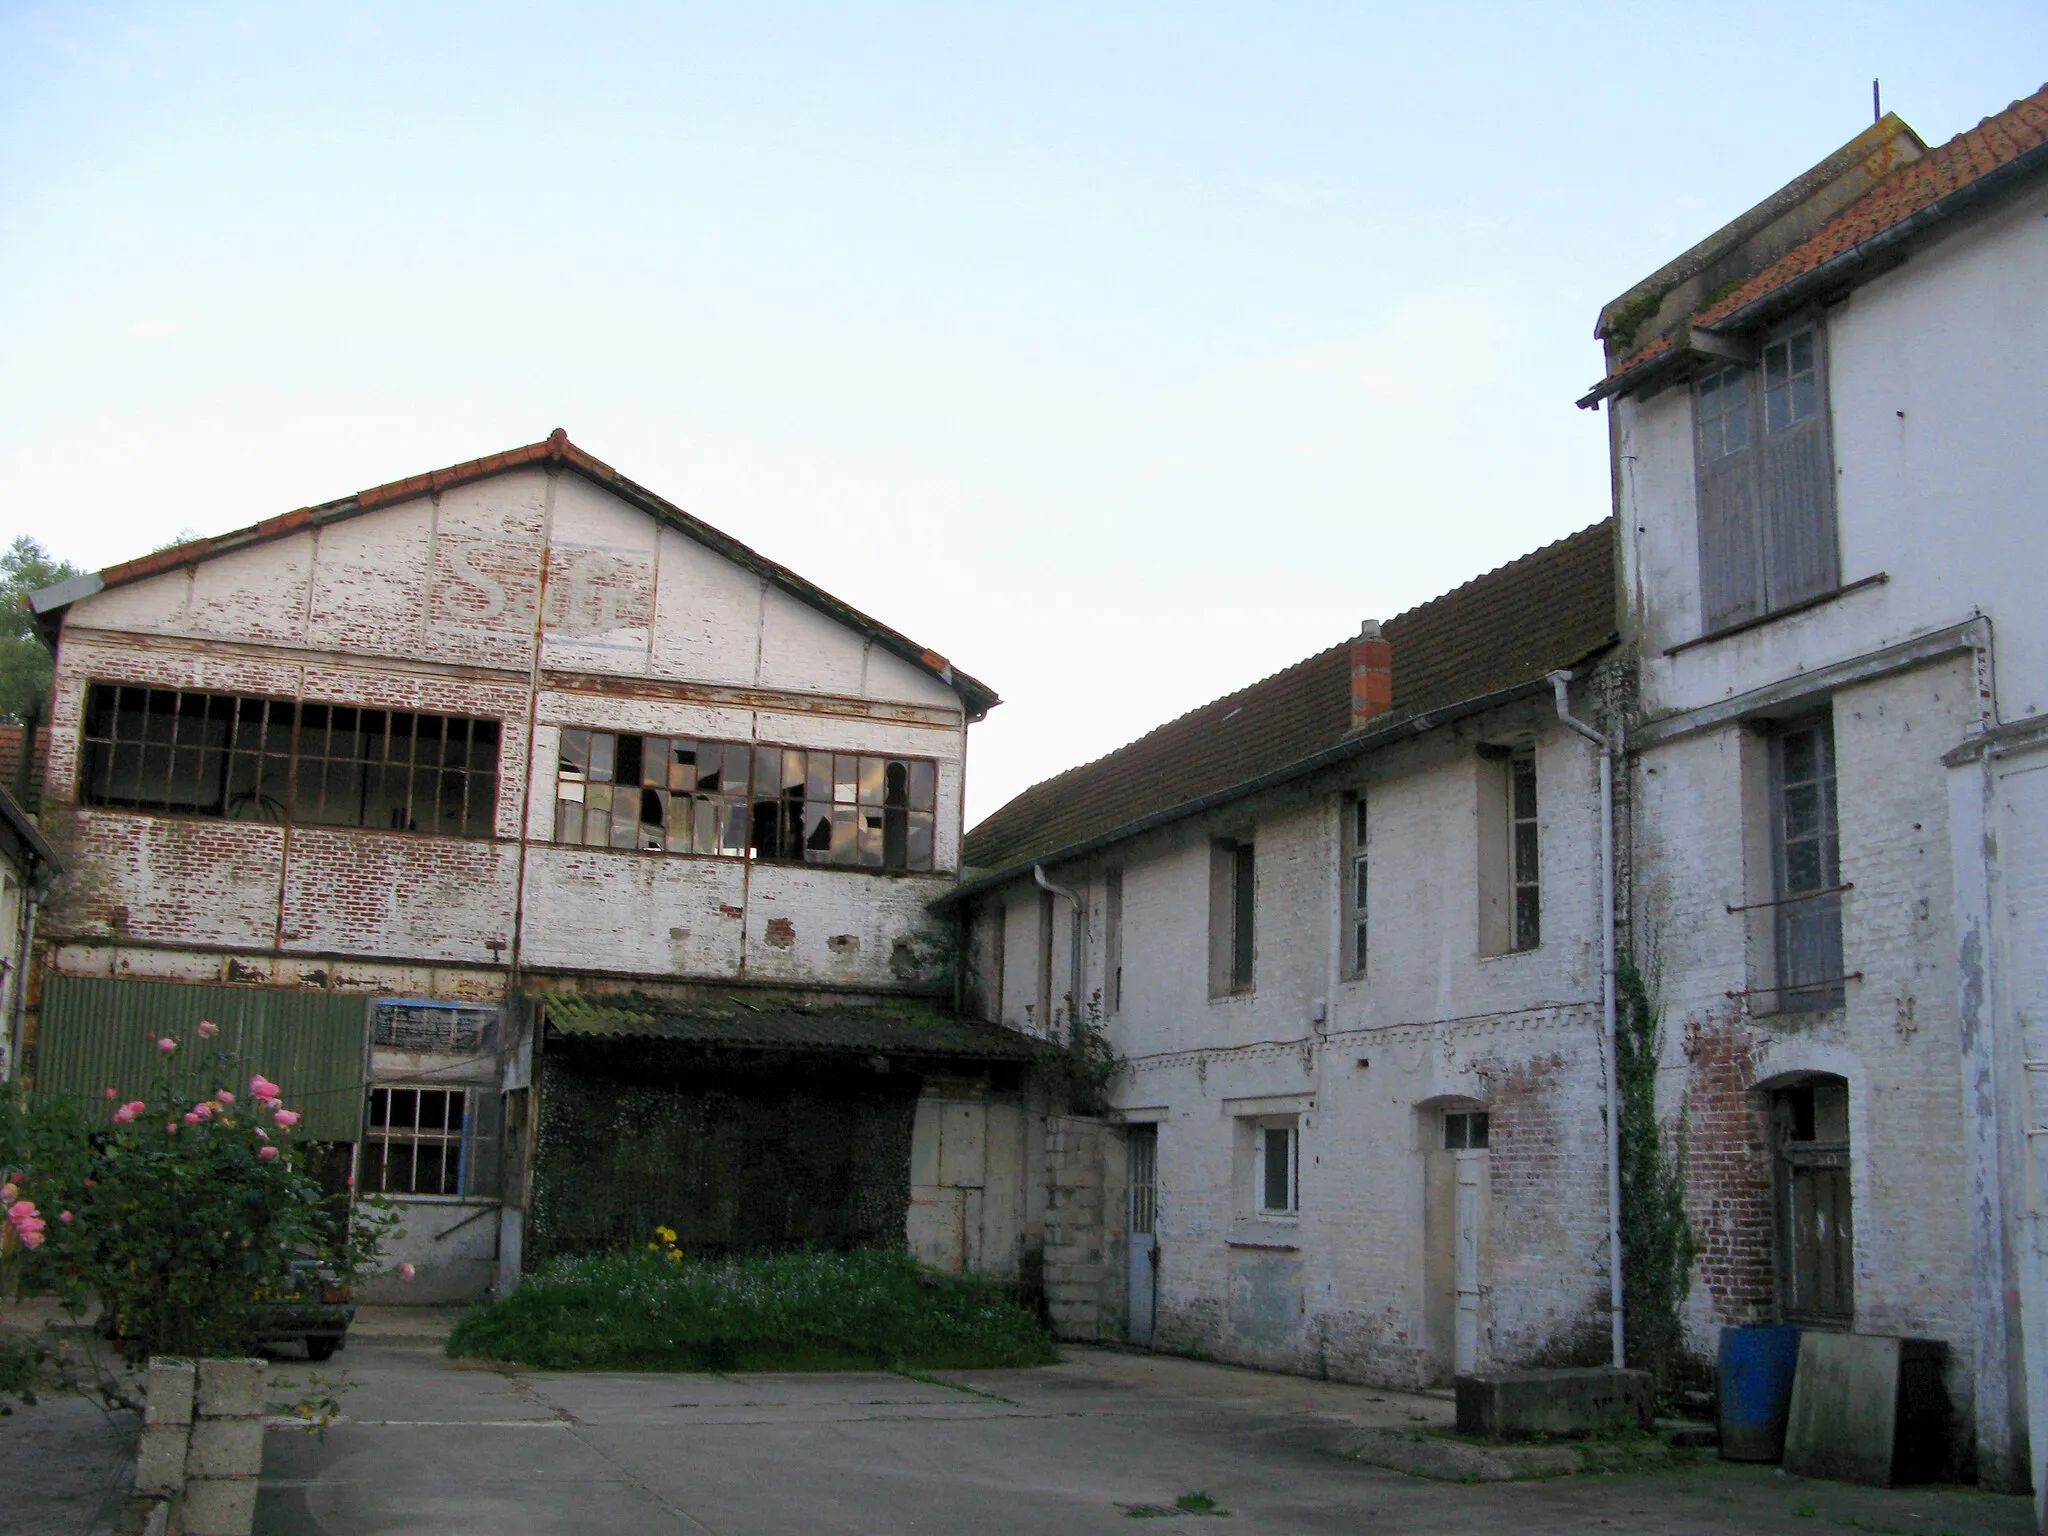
551,729,938,871
79,684,500,836
363,1087,468,1196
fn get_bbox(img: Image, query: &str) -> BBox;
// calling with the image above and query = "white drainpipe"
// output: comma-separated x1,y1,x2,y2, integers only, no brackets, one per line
1549,668,1625,1370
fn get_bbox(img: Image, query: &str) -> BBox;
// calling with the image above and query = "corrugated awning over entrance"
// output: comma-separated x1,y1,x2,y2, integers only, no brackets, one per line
35,978,370,1142
540,994,1044,1061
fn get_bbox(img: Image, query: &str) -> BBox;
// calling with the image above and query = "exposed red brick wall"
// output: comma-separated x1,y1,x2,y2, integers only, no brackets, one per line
1682,1012,1776,1324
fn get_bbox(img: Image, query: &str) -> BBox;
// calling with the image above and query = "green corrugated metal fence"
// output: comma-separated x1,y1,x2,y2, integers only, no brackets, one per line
35,977,370,1142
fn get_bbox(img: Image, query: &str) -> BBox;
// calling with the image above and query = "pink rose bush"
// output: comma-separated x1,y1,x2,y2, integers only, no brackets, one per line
0,1016,401,1360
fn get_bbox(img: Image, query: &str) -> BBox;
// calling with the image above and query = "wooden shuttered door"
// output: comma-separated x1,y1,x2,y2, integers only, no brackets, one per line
1760,328,1839,610
1693,323,1838,633
1695,365,1765,630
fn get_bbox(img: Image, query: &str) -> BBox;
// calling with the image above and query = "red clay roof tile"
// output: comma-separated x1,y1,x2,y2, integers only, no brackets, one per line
962,520,1617,875
1608,83,2048,378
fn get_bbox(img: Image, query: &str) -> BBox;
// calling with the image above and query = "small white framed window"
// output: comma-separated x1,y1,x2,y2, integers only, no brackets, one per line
1254,1117,1298,1216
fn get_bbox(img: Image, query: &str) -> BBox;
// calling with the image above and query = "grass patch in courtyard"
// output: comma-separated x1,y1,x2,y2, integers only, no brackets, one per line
447,1248,1058,1372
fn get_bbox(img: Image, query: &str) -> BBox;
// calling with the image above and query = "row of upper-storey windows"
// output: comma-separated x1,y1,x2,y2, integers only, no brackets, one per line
82,685,501,838
552,729,938,871
1693,324,1839,634
77,684,942,873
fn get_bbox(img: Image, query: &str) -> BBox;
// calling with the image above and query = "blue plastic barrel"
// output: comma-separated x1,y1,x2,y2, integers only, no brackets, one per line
1718,1324,1803,1461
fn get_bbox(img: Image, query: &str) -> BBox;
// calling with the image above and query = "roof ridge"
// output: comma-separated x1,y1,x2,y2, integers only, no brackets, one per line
1692,81,2048,334
1006,636,1358,800
964,519,1615,854
42,430,999,717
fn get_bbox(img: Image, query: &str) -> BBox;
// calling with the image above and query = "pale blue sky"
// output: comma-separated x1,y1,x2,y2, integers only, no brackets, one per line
4,3,2041,822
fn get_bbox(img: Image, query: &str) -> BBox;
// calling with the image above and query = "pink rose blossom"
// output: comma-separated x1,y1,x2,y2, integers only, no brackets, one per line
249,1075,280,1099
215,1090,235,1105
156,1038,177,1053
400,1263,416,1282
6,1201,44,1248
192,1101,215,1119
272,1110,301,1130
165,1122,178,1135
57,1211,72,1224
345,1174,355,1189
183,1111,202,1125
258,1146,279,1160
0,1185,14,1203
113,1100,146,1124
197,1019,219,1038
104,1087,118,1099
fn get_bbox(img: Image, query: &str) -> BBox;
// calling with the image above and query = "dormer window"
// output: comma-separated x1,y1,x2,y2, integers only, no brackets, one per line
1694,325,1839,633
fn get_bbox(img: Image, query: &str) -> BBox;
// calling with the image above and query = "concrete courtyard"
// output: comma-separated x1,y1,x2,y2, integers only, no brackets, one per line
248,1311,2035,1536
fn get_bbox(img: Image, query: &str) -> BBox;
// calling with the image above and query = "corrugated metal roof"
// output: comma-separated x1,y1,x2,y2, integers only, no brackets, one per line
34,978,370,1141
542,993,1044,1060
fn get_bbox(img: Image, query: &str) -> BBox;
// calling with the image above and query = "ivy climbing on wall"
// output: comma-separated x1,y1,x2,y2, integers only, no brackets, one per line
1616,952,1699,1391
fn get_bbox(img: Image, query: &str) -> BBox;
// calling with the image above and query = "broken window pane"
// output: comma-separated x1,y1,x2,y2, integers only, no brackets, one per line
556,798,584,843
362,1085,468,1197
559,728,589,779
613,734,644,790
905,811,934,871
544,726,943,870
668,740,698,792
907,760,936,812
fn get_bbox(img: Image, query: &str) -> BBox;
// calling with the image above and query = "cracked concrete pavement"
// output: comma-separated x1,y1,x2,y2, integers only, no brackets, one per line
251,1315,2035,1535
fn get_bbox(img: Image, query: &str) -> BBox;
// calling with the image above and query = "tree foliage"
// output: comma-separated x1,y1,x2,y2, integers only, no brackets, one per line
0,537,81,727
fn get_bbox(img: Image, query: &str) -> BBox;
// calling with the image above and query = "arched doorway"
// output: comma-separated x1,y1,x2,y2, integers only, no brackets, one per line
1767,1074,1853,1327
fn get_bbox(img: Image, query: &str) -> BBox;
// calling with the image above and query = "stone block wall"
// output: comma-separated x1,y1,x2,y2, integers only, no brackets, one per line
133,1356,266,1536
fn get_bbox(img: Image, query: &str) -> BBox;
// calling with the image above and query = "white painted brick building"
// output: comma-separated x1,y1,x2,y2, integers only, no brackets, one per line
1580,88,2048,1490
947,525,1626,1381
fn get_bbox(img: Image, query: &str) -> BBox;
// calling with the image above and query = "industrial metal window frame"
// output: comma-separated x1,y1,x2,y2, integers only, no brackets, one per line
78,683,501,839
551,728,939,872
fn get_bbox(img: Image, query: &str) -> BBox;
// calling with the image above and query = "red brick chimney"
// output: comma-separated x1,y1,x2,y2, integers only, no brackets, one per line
1350,620,1391,732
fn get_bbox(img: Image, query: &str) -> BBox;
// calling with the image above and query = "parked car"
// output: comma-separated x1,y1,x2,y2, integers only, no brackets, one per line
256,1258,354,1361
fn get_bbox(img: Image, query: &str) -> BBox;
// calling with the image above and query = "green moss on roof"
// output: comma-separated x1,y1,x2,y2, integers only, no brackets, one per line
541,993,1044,1059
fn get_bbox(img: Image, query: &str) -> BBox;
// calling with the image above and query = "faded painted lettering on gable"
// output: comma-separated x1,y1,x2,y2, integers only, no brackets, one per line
429,532,655,648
